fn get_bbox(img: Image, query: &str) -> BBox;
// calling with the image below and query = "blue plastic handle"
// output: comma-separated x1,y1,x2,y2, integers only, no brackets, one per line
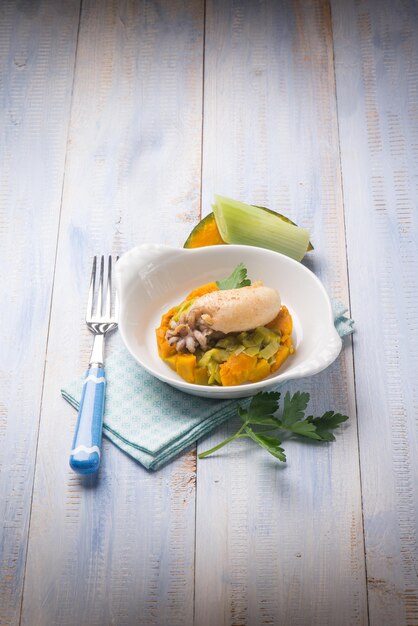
69,366,106,475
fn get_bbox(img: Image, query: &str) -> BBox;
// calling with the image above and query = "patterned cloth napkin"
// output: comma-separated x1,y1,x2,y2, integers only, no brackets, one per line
61,300,354,471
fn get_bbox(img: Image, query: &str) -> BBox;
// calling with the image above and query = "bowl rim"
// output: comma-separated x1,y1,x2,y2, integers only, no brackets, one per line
116,243,342,395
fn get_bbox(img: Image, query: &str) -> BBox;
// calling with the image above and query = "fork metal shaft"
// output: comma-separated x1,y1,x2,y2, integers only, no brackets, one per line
89,333,104,366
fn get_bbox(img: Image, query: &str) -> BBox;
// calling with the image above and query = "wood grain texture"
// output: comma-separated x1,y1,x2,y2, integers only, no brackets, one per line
0,2,80,624
195,1,367,624
331,0,418,624
4,0,416,623
20,1,203,624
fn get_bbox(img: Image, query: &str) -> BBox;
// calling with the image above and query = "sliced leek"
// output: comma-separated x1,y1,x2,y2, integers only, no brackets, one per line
212,195,311,262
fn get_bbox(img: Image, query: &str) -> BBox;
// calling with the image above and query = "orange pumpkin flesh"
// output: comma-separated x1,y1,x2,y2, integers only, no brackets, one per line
248,358,271,382
183,213,226,248
176,354,197,384
266,305,292,336
219,353,257,387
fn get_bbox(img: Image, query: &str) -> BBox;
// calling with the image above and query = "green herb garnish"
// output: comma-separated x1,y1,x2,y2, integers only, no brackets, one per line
216,262,251,290
198,391,348,462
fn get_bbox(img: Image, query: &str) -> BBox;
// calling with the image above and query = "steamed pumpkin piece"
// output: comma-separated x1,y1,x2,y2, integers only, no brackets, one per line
155,278,294,386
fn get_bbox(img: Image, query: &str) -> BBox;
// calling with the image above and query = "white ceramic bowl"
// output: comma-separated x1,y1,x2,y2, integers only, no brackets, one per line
115,244,341,399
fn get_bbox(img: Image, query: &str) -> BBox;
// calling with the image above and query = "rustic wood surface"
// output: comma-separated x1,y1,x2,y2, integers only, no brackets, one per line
333,1,418,624
0,0,417,625
0,2,80,624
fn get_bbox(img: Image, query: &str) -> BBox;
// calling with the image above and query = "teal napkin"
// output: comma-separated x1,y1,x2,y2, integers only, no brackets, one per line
332,299,355,336
62,300,354,471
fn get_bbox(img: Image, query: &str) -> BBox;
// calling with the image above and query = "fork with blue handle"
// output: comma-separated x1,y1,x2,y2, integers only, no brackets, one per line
69,255,118,475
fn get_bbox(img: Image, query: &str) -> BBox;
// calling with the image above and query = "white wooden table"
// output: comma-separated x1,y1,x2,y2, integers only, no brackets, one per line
1,1,417,624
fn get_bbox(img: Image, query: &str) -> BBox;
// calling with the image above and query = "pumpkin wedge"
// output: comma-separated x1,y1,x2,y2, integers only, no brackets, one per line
183,204,313,253
183,212,226,248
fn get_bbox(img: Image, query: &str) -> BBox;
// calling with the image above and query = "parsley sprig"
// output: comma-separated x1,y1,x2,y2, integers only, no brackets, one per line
216,262,251,290
198,391,348,462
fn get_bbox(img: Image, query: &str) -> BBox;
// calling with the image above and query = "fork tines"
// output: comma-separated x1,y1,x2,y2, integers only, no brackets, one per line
87,255,119,323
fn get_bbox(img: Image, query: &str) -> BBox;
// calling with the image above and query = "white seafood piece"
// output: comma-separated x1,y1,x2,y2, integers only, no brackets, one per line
187,284,281,334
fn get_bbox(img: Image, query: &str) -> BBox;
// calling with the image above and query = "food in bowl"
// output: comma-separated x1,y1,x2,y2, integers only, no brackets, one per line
155,264,294,386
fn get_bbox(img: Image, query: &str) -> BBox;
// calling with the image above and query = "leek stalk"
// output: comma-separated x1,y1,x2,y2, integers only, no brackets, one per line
212,195,310,262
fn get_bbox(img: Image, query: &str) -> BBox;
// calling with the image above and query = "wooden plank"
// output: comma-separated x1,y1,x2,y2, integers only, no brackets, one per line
331,0,418,624
20,1,203,625
0,2,80,624
195,1,368,624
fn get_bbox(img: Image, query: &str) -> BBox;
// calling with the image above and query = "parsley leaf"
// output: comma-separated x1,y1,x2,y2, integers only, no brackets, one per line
246,391,280,420
198,391,348,463
281,391,310,426
244,427,286,461
240,392,281,426
285,420,322,440
306,411,349,442
277,391,321,438
246,414,280,426
216,262,251,290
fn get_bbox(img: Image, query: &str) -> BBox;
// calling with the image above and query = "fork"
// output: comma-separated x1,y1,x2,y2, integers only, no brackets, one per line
69,255,119,475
